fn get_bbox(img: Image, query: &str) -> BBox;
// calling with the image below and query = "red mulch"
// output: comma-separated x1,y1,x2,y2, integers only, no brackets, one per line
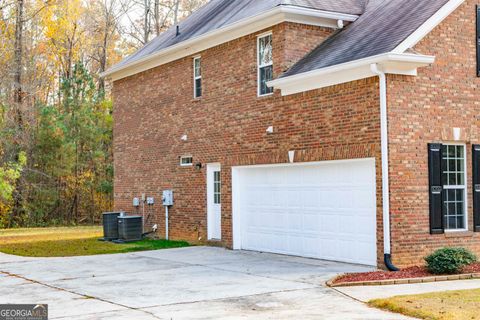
333,262,480,285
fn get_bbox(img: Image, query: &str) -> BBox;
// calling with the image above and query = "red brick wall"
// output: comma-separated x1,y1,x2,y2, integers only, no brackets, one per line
276,23,333,73
112,22,383,261
387,0,480,266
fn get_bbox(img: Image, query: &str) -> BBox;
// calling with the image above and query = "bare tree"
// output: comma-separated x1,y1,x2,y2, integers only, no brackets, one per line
143,0,150,43
154,0,159,35
9,0,25,227
86,0,123,93
119,0,207,49
173,0,179,25
13,0,24,105
11,0,50,103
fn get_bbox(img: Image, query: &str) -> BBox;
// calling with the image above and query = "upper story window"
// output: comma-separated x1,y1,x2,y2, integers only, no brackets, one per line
193,56,202,98
257,32,273,96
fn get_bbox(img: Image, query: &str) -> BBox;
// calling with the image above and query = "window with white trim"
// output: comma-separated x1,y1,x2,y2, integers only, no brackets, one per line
194,56,202,98
442,144,467,230
257,33,273,96
180,156,193,166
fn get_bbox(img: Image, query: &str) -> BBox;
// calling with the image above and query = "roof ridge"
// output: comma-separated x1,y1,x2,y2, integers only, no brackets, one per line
106,0,366,79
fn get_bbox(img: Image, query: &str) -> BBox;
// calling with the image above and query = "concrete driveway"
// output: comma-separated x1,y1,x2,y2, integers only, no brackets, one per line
0,247,411,319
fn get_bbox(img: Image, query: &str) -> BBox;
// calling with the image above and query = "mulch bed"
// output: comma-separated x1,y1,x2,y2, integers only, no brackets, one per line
333,263,480,285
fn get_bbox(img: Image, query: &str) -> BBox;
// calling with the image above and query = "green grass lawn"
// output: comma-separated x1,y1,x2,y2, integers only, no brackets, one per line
0,226,190,257
369,289,480,320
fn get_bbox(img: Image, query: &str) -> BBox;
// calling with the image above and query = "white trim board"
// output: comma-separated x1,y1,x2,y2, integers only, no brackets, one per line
102,6,358,81
268,53,435,96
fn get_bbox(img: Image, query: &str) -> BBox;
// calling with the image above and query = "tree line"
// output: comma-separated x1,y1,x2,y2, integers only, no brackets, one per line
0,0,207,228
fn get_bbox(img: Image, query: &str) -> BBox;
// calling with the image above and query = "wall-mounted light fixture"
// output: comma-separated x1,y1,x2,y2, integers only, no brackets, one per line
181,134,188,141
195,162,202,170
266,126,274,134
453,128,461,141
288,150,295,163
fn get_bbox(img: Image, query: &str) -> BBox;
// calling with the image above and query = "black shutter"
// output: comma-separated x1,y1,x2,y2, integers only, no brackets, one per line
473,145,480,231
428,143,444,234
477,6,480,77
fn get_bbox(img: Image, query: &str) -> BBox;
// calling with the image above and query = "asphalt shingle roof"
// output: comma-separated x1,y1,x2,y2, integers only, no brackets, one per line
112,0,452,79
282,0,450,77
114,0,366,70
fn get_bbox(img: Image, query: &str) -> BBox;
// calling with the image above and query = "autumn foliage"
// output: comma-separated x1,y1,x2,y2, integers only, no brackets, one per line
0,0,206,227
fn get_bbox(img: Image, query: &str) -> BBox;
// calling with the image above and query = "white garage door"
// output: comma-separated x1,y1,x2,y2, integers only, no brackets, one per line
233,159,377,266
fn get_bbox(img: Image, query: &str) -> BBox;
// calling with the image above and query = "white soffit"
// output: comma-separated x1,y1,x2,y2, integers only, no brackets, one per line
103,6,358,81
268,53,435,96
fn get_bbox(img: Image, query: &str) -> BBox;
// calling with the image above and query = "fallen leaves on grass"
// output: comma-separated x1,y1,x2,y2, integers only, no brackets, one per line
0,226,190,257
370,289,480,320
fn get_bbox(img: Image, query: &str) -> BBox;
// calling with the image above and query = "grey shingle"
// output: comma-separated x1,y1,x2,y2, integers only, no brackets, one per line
113,0,366,70
282,0,450,77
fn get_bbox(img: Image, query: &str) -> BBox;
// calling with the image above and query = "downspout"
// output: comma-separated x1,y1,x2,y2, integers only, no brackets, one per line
370,63,399,272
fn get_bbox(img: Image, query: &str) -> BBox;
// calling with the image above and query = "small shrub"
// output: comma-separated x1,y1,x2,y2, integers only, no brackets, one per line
425,247,477,274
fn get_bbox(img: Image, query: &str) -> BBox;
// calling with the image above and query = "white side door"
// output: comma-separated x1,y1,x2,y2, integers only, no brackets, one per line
207,164,222,240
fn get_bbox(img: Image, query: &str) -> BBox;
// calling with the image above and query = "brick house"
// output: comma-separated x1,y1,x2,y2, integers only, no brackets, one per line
103,0,480,268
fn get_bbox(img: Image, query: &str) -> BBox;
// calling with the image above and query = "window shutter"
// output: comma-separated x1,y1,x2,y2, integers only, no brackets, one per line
473,145,480,231
477,6,480,77
428,143,444,234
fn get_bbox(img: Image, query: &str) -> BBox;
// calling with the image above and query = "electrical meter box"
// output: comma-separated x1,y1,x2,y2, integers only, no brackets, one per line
146,197,154,205
133,197,140,207
162,190,173,206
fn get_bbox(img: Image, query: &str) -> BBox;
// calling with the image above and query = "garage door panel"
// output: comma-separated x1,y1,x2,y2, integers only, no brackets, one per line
321,190,337,208
353,189,376,208
272,190,287,207
357,216,377,235
300,190,318,207
319,214,338,233
303,213,320,232
236,159,377,266
287,212,302,231
321,239,337,258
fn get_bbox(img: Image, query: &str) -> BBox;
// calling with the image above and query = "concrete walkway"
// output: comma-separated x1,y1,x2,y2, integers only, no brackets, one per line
0,251,34,263
336,278,480,302
0,247,412,319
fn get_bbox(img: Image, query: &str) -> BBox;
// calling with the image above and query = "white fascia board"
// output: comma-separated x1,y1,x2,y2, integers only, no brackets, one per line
277,65,374,96
282,6,358,27
103,6,358,81
268,53,435,96
393,0,465,53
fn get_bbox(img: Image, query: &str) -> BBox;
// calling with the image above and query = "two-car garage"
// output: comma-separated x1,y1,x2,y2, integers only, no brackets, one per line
232,158,377,266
